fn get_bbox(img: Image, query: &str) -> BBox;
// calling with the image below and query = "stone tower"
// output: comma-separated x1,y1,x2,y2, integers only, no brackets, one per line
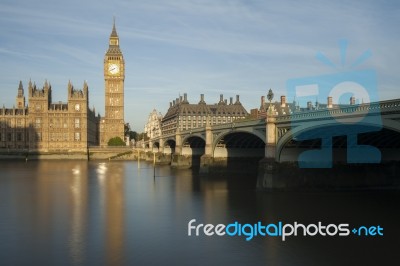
16,81,26,108
101,20,125,145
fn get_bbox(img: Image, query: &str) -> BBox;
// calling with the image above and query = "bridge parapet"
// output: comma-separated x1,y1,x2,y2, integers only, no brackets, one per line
276,99,400,123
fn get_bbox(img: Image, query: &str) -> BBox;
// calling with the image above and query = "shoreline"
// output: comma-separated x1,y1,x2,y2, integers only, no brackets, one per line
1,151,398,191
0,147,134,160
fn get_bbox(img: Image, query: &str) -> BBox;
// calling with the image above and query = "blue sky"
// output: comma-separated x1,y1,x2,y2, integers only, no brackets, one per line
0,0,399,131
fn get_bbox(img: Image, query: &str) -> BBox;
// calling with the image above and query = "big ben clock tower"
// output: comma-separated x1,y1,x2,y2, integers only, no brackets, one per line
101,20,125,145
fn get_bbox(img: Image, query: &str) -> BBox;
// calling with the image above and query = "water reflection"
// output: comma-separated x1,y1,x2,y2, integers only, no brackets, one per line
69,163,87,265
0,160,399,265
102,162,125,265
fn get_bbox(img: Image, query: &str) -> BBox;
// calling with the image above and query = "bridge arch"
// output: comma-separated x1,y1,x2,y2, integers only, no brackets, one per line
381,117,400,133
181,135,206,156
152,141,160,152
277,118,400,162
164,138,176,154
213,130,265,158
179,135,206,168
181,134,206,145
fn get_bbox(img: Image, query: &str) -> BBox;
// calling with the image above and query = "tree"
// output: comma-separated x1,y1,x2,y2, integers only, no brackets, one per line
124,123,139,141
124,123,131,136
108,136,126,146
129,131,138,141
137,132,149,141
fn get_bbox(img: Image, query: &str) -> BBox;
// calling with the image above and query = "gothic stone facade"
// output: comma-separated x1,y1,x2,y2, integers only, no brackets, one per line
144,109,163,140
0,22,125,152
0,80,99,152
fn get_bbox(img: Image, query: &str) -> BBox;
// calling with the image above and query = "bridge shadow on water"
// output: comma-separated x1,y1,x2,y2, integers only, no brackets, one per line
275,124,400,190
193,158,262,190
186,126,400,190
191,131,265,190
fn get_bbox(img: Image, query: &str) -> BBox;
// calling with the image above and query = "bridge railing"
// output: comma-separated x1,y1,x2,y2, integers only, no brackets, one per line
276,99,400,122
161,117,265,137
210,117,264,130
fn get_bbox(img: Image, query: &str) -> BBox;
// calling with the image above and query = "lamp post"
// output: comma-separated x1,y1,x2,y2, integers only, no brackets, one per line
267,88,274,115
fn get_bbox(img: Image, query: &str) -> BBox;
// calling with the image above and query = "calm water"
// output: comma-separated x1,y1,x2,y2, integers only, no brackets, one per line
0,160,399,266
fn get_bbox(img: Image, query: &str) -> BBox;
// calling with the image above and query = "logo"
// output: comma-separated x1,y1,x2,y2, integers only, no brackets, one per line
286,40,382,168
188,219,384,241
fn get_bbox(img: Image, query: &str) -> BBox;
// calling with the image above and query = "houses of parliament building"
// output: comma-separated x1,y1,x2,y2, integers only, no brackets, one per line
0,22,125,152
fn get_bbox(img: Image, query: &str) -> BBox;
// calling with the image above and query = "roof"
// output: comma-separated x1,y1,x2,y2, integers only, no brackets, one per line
106,20,122,56
110,18,118,38
163,96,248,121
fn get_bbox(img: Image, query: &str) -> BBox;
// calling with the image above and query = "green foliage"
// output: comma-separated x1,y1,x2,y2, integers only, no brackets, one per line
124,123,131,136
137,132,149,141
107,136,126,146
129,131,138,141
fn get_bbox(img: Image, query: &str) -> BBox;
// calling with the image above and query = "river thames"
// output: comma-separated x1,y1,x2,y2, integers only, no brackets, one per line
0,160,399,265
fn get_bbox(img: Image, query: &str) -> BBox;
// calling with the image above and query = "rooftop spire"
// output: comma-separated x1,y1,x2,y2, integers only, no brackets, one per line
106,17,123,56
110,17,118,38
17,81,24,97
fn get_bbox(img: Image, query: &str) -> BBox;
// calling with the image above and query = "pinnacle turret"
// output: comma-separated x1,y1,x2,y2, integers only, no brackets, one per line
18,81,24,97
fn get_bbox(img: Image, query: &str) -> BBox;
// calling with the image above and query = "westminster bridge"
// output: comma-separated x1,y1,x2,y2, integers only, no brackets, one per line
140,99,400,188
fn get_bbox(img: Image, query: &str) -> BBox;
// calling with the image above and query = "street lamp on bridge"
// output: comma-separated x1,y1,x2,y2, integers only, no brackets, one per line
267,88,274,115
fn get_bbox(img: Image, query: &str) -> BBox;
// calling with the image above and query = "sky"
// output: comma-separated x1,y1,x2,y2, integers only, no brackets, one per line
0,0,399,131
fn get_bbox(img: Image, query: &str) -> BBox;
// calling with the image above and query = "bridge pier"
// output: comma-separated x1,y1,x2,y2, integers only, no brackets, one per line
257,159,285,189
171,154,192,169
158,139,165,154
200,120,214,173
169,129,193,168
154,152,171,165
264,115,277,159
199,155,213,173
175,129,182,155
258,115,283,189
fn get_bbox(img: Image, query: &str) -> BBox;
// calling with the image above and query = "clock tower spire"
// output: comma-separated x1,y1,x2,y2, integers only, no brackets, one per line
101,19,125,146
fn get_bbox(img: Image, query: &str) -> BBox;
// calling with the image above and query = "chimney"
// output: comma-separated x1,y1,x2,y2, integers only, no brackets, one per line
224,99,227,105
327,96,333,108
173,100,176,106
350,96,355,105
199,94,205,104
220,94,223,102
179,96,183,103
230,97,233,105
235,95,240,104
261,96,265,108
170,102,172,108
280,95,286,107
184,93,187,101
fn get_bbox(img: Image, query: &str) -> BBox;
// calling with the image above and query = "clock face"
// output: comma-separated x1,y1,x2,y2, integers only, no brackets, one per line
108,63,120,74
75,104,80,111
